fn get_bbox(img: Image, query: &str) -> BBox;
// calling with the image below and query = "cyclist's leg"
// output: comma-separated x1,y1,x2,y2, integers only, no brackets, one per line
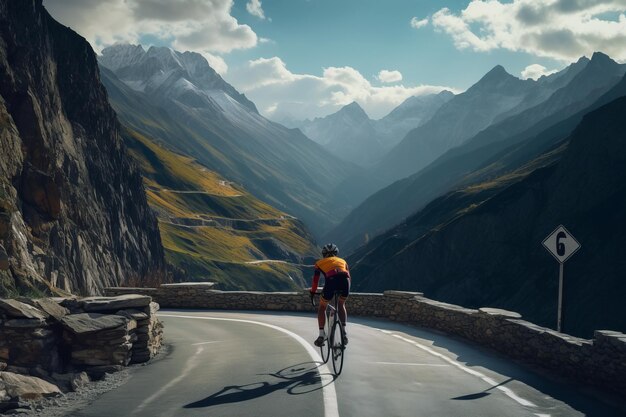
317,298,327,329
337,275,350,344
315,278,334,346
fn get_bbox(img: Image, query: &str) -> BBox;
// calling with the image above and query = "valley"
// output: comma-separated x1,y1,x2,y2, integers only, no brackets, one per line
123,127,317,291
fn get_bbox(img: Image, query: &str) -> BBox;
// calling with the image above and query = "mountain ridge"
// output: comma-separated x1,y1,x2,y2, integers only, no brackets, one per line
100,44,258,113
99,43,359,237
327,53,626,252
348,92,626,337
296,92,454,166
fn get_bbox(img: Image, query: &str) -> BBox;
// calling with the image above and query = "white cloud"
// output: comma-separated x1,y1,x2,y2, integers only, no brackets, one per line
202,52,229,75
521,64,558,80
246,0,266,19
43,0,257,54
226,57,457,120
377,70,403,83
410,17,429,29
430,0,626,62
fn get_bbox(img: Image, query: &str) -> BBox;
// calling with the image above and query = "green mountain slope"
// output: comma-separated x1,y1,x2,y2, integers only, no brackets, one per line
123,128,318,291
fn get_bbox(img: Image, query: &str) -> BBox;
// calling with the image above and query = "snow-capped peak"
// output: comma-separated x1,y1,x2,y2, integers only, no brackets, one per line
98,43,258,113
98,43,145,71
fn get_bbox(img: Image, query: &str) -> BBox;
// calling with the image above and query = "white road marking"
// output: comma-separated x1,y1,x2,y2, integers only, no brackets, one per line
159,314,339,417
387,332,537,408
191,341,222,346
374,362,450,367
133,345,205,414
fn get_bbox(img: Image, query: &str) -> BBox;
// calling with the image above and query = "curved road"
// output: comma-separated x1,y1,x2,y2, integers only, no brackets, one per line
74,310,624,417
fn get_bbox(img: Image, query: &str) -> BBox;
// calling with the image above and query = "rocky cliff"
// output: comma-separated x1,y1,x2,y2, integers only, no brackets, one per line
0,0,166,296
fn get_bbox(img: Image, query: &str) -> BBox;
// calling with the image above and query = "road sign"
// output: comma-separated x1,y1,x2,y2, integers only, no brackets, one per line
542,225,581,333
542,225,581,264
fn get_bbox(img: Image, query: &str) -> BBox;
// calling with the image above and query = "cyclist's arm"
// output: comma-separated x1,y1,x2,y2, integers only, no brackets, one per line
310,268,321,294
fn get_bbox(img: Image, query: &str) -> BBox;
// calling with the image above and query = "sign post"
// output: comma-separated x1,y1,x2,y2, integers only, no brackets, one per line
542,225,581,333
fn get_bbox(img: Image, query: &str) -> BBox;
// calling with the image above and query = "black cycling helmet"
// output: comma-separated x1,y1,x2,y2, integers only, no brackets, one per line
321,243,338,257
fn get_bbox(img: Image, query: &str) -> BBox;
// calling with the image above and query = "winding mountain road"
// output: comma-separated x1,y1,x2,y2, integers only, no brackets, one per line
73,310,624,417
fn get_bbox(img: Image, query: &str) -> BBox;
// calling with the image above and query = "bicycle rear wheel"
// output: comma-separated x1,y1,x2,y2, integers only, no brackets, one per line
320,311,330,363
330,320,345,375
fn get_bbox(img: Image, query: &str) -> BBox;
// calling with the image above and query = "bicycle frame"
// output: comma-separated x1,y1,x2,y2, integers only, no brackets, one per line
312,290,346,375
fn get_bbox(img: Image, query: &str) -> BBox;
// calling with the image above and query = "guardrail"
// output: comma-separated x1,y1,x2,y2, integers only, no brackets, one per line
105,284,626,396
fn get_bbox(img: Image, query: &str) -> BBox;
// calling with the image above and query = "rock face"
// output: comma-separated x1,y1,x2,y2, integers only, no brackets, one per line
0,0,166,296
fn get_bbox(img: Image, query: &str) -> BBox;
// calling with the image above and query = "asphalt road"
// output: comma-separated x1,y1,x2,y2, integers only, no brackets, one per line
73,310,625,417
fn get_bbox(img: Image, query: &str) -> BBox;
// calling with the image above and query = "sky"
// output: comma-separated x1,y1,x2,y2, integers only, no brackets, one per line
43,0,626,120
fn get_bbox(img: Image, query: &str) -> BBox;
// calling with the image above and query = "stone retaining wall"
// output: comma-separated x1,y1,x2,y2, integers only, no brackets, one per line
0,295,164,412
105,284,626,396
0,296,163,396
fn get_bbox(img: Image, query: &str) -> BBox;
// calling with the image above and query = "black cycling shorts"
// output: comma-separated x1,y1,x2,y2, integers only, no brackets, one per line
322,273,350,302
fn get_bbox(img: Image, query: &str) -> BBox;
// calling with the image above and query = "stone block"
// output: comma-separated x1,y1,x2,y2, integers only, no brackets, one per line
478,307,522,318
50,372,80,393
60,313,129,335
0,300,47,320
115,309,149,321
85,365,124,380
80,295,152,312
383,290,424,298
0,371,61,400
70,372,90,391
33,298,69,320
160,282,215,288
594,330,626,351
3,318,47,328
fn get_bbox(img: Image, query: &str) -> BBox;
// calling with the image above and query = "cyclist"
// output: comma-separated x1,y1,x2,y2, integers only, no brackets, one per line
310,243,351,347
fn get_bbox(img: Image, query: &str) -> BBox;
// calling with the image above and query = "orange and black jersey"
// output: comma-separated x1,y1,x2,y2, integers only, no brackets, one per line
310,256,351,294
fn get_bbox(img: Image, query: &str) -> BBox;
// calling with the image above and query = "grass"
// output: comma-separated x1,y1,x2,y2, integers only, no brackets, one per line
462,142,568,194
122,127,318,291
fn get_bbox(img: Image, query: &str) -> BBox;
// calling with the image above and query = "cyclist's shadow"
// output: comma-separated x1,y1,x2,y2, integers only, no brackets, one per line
184,362,333,409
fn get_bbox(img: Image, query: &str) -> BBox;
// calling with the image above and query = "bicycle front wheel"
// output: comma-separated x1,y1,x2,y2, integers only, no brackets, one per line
320,312,330,363
330,320,345,375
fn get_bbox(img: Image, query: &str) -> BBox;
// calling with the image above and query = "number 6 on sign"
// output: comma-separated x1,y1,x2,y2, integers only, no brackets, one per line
542,225,581,333
556,231,566,257
543,226,580,264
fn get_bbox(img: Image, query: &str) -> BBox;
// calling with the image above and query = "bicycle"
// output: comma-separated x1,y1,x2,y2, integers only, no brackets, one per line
311,290,346,376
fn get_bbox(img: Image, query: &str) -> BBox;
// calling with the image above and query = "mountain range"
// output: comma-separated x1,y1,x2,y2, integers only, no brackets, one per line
292,91,454,167
98,44,358,237
345,68,626,338
328,52,626,253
